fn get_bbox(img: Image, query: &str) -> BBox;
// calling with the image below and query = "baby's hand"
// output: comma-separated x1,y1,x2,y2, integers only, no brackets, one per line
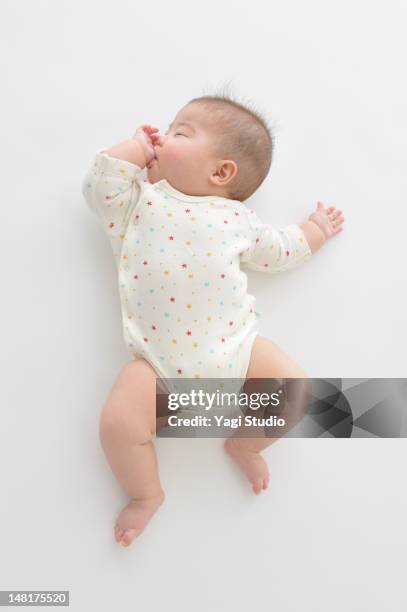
132,124,159,167
308,201,345,240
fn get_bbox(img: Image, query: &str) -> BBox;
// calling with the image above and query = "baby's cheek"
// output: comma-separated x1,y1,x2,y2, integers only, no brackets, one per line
163,144,194,172
168,146,187,163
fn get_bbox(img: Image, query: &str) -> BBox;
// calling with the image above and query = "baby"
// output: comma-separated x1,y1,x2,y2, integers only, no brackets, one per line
82,94,345,547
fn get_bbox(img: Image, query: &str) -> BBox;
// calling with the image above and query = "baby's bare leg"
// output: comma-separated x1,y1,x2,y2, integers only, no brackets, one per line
99,358,165,547
224,334,311,494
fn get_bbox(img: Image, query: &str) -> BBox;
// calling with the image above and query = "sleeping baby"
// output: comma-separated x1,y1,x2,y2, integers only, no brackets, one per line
82,94,345,547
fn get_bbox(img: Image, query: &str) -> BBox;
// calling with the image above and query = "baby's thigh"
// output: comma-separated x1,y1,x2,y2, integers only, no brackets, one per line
101,358,167,437
245,335,311,425
246,334,309,380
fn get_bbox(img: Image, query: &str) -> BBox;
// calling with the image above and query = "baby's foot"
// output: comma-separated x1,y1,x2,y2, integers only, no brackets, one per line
224,438,270,495
114,490,165,547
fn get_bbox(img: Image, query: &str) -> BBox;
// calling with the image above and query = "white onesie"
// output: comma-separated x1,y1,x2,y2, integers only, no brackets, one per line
82,149,312,394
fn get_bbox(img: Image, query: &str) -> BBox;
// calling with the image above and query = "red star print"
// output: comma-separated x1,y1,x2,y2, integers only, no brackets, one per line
143,337,148,342
181,263,187,268
147,201,152,206
185,209,191,213
223,220,228,224
170,297,175,302
143,261,148,266
186,330,192,336
168,235,174,240
177,368,182,374
151,325,156,330
108,222,114,228
220,274,225,279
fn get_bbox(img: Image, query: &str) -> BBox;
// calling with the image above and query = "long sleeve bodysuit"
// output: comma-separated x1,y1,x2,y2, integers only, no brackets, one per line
82,150,312,394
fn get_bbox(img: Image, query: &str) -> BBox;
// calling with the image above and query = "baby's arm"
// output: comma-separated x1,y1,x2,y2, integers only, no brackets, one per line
240,201,345,273
103,139,146,166
81,124,160,267
104,124,159,167
81,149,143,267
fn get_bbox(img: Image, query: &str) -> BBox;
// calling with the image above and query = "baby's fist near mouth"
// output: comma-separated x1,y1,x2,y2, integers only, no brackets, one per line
132,124,159,167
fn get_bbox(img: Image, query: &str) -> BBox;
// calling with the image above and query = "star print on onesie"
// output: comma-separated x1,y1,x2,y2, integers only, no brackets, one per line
82,149,312,394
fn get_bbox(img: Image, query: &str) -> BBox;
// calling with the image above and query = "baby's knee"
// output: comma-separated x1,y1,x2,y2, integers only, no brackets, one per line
294,366,310,380
281,375,312,423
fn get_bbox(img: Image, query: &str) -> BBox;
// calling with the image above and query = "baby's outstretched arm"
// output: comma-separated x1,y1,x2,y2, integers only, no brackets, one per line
240,201,345,274
300,201,345,253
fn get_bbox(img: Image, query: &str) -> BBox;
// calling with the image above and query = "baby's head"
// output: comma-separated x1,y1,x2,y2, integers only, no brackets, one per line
147,92,274,202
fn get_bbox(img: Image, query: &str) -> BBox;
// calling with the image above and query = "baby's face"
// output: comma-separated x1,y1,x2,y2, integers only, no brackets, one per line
147,103,224,197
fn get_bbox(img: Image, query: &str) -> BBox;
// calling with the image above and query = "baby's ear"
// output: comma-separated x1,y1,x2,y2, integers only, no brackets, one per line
218,159,238,182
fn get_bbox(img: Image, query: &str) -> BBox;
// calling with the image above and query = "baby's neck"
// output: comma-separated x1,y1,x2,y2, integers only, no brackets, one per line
186,183,234,200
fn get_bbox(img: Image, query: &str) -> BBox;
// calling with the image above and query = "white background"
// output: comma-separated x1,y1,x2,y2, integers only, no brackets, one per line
1,0,406,610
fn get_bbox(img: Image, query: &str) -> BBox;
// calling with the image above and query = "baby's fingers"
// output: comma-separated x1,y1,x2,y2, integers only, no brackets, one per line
331,214,345,231
142,124,159,134
325,204,342,215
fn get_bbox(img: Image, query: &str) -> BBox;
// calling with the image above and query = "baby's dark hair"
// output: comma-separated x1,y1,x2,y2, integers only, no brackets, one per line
188,84,275,201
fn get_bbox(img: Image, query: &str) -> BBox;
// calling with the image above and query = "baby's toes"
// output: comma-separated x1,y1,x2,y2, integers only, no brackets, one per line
115,526,124,543
252,481,263,495
121,529,140,547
